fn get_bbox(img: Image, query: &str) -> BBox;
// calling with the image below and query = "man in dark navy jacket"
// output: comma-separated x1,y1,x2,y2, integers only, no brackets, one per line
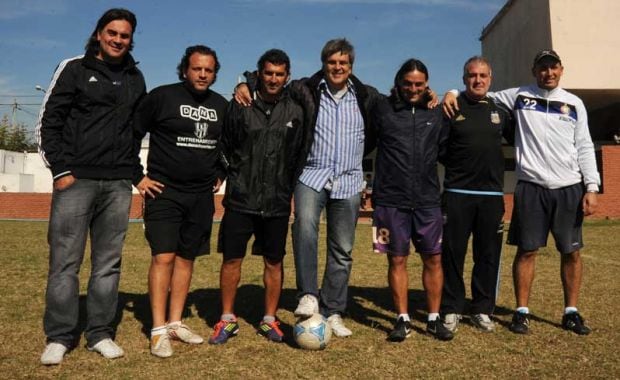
372,59,453,342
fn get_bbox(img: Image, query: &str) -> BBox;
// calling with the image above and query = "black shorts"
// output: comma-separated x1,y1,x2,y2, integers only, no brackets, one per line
507,181,584,254
217,210,289,261
144,187,214,260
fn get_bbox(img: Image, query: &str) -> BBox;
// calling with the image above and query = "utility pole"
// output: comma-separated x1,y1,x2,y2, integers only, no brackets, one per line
11,98,17,127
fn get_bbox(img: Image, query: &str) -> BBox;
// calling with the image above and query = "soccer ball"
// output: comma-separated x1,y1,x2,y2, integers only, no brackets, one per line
294,313,332,350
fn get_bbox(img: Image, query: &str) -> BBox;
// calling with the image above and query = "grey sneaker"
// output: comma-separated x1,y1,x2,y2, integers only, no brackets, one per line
168,322,204,344
327,314,352,337
40,342,68,365
443,313,462,333
471,313,495,332
294,294,319,318
151,333,173,358
88,338,124,359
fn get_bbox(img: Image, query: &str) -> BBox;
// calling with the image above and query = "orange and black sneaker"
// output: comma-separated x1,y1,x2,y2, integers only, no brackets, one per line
257,320,284,342
208,319,239,345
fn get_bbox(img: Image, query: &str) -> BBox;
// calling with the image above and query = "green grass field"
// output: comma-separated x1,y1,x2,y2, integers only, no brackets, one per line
1,220,618,379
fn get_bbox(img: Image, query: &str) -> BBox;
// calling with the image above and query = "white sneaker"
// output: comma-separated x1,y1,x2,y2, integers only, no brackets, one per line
151,333,173,358
471,313,495,332
88,338,124,359
443,313,462,333
327,314,352,337
168,322,204,344
40,342,68,365
294,294,319,318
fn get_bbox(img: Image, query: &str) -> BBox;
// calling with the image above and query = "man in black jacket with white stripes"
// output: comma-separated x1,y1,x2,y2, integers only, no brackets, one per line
36,8,145,365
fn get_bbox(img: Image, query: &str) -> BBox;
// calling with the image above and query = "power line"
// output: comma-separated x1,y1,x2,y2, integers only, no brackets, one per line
0,103,41,106
0,94,43,98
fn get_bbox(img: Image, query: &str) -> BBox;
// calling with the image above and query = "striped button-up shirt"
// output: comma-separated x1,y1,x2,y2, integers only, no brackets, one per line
298,79,365,199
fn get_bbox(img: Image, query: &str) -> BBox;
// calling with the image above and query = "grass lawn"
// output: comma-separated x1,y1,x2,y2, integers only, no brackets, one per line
1,219,618,379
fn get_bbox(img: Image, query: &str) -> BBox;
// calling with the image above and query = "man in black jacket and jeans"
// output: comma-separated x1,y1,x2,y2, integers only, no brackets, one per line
36,8,146,365
209,49,309,344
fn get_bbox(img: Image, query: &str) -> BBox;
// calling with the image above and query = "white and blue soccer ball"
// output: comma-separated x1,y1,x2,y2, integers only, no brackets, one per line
294,313,332,350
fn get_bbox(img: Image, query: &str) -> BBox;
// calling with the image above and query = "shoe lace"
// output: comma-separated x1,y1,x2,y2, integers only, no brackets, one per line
570,313,585,325
264,320,283,336
477,314,492,323
516,313,529,324
330,315,344,327
212,320,227,337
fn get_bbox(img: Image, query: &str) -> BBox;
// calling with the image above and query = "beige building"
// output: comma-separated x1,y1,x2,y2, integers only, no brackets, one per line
481,0,620,142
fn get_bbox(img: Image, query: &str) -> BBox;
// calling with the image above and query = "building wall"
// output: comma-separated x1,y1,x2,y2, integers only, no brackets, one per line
2,146,620,221
549,0,620,90
481,0,552,91
0,193,227,222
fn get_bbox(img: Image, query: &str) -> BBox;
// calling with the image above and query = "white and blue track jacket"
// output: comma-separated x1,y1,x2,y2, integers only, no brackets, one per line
491,85,600,191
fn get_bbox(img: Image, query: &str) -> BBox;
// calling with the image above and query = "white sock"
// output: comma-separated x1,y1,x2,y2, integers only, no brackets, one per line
151,326,167,336
263,315,276,323
565,306,578,315
168,321,182,328
428,313,439,321
398,313,411,322
516,306,530,314
221,313,236,322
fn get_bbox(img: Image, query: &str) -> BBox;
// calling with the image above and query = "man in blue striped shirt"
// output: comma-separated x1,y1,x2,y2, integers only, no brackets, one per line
233,39,380,337
290,39,380,337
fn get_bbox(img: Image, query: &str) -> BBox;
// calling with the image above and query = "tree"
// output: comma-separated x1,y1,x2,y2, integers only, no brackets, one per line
0,115,37,152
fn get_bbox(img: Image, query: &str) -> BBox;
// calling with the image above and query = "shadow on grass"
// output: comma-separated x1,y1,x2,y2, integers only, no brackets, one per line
348,286,429,335
102,286,561,346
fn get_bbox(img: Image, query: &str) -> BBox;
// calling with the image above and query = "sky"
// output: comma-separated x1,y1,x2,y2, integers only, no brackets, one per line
0,0,507,133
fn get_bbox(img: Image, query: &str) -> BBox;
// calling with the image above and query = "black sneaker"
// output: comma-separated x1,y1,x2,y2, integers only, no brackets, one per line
562,312,591,335
387,317,412,342
509,311,530,334
426,318,454,341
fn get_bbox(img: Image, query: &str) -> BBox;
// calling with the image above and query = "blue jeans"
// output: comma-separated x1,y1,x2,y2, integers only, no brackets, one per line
292,182,360,316
43,179,132,348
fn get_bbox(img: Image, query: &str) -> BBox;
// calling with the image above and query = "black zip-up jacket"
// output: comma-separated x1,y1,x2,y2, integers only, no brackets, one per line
37,52,146,180
439,94,514,192
246,70,381,179
372,94,445,209
221,89,309,216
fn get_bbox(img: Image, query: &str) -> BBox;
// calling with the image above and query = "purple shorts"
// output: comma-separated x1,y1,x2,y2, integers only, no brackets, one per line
372,205,443,256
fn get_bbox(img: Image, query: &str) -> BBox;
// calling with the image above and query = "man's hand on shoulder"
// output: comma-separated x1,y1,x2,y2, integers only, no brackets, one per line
442,90,459,118
233,83,252,107
426,88,439,109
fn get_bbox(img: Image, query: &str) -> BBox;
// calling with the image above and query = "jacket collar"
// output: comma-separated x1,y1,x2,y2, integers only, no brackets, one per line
389,88,431,112
306,69,368,100
83,51,138,72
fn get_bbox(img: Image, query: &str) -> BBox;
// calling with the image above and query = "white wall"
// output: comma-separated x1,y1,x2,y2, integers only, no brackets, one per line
0,141,227,194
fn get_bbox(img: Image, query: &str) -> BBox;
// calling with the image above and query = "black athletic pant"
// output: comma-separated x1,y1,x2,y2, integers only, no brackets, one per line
440,192,504,315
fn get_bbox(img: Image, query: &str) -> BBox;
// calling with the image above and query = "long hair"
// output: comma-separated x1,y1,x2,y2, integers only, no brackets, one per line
84,8,137,55
391,58,429,103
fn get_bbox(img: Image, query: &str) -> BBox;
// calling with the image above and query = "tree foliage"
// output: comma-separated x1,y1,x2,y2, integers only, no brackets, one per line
0,115,37,152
